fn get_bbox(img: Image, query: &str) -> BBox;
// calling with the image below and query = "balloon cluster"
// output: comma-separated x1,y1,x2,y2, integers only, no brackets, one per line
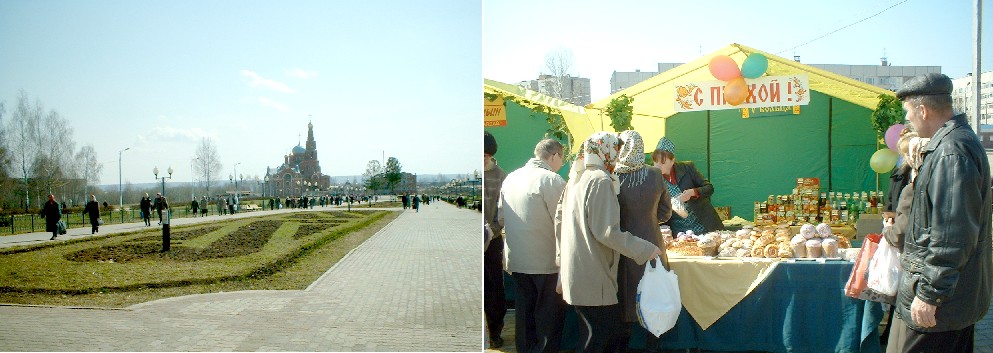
869,123,905,174
708,53,768,105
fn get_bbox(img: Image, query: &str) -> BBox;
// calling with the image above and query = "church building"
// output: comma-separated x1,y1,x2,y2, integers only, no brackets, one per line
266,121,332,197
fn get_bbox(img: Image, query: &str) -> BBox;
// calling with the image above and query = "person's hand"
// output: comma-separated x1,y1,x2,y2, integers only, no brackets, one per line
679,189,694,202
555,275,563,295
911,296,937,328
652,246,664,259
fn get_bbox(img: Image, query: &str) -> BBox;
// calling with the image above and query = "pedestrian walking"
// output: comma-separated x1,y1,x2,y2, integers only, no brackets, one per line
83,194,101,234
40,194,63,240
201,196,209,216
153,193,165,225
412,194,420,212
140,193,152,226
191,198,199,217
886,73,993,353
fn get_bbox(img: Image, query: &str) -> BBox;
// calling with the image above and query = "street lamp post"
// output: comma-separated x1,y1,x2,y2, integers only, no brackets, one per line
264,175,269,199
153,166,173,252
118,147,130,211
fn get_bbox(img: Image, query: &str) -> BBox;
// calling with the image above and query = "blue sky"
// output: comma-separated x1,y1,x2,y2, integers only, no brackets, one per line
484,0,990,100
1,0,481,186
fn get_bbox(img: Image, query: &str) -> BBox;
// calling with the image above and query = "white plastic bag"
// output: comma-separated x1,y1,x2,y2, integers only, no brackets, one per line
866,238,902,301
636,256,681,337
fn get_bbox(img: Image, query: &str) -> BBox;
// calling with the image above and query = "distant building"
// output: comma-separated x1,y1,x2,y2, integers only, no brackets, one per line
266,121,332,197
610,58,940,94
519,74,592,106
952,72,993,138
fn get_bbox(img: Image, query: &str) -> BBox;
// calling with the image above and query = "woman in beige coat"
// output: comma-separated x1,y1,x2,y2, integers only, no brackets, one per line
557,131,662,353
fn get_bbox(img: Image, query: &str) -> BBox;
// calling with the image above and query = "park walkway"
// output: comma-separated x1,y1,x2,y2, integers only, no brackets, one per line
0,201,483,351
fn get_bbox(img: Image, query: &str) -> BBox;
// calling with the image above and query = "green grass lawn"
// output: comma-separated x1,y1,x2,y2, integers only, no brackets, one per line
0,209,399,308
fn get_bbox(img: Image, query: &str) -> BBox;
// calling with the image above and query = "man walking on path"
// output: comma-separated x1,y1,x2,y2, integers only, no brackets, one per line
154,193,164,225
497,138,568,353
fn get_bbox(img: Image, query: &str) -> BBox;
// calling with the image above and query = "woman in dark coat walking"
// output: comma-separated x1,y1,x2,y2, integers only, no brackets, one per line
140,193,152,226
83,194,101,234
40,194,62,240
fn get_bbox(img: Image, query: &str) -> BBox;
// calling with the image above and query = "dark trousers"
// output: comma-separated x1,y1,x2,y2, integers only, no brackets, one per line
511,272,566,353
575,304,626,353
156,209,163,223
887,315,974,353
483,239,507,341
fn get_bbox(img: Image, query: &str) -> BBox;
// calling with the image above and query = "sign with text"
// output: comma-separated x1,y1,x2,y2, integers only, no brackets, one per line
741,105,801,118
484,96,507,127
674,75,810,112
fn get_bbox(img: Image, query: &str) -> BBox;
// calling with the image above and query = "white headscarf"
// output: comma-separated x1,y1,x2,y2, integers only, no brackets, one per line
584,131,620,172
584,131,621,195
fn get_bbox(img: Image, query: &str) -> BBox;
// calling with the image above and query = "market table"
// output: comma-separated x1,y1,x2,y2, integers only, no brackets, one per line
514,256,884,353
652,257,885,353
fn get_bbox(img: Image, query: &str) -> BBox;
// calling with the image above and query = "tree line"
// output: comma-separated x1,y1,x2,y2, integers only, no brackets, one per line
0,90,102,213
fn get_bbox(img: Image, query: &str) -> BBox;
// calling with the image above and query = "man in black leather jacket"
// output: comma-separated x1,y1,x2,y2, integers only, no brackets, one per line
886,73,992,353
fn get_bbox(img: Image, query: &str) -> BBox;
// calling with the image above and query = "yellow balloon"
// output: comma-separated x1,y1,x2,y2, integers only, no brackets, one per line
870,148,899,174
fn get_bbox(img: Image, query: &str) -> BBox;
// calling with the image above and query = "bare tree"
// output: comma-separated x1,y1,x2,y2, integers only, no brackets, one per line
193,137,223,197
0,101,10,209
362,159,384,194
7,90,43,211
35,110,77,197
76,144,102,197
543,48,575,100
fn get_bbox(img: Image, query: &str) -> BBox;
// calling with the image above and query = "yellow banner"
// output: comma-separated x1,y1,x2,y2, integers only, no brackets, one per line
484,96,506,127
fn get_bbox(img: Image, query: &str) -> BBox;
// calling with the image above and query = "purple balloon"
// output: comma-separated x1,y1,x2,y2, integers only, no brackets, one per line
885,124,905,151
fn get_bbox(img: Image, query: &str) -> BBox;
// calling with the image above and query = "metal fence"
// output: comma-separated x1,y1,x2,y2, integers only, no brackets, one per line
0,208,212,235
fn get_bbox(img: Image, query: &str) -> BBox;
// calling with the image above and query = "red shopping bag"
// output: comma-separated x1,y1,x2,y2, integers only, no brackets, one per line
844,233,881,299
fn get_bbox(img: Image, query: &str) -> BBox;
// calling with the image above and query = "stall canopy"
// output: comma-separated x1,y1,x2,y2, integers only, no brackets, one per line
588,43,896,219
484,79,601,175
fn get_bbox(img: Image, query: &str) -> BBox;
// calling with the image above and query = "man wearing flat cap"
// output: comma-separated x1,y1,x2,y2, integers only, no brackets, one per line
483,131,509,348
886,73,992,353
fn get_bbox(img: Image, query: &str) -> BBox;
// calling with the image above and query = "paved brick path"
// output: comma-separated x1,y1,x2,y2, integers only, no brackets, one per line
0,201,483,351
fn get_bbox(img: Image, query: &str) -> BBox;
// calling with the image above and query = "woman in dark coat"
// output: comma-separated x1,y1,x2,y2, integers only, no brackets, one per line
653,137,725,233
40,194,62,240
140,193,153,226
83,194,101,234
615,130,673,351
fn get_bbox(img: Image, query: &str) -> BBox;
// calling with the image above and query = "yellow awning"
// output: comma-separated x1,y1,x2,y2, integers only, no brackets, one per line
484,78,607,153
588,43,895,153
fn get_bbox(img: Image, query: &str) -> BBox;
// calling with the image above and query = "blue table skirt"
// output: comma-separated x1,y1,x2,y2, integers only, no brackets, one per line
505,261,884,353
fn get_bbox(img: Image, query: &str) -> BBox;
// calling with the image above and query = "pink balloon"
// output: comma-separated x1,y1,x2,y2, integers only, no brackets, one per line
885,124,905,151
709,55,741,81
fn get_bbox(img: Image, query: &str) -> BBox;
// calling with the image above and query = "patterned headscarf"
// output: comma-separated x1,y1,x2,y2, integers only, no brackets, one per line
615,130,646,174
656,137,676,154
584,132,621,172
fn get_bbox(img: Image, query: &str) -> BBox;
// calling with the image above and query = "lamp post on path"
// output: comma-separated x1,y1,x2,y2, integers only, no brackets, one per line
118,147,130,211
154,166,173,252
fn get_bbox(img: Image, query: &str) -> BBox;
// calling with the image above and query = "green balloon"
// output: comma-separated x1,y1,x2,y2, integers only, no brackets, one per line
741,53,769,79
870,148,899,174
